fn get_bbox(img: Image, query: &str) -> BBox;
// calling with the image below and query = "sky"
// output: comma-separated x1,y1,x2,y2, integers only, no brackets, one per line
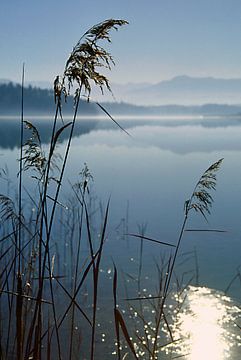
1,0,241,85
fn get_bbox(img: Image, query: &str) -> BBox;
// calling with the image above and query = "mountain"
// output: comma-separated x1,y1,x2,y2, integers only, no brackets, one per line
137,75,241,105
2,75,241,106
101,101,241,116
1,78,241,116
92,76,241,106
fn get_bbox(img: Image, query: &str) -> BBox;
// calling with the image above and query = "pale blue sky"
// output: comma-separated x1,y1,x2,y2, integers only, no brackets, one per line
1,0,241,84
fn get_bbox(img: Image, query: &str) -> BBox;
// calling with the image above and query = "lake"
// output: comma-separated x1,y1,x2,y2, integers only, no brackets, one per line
0,114,241,359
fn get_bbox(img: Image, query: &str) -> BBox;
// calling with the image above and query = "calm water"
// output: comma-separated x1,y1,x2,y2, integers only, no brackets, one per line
1,115,241,358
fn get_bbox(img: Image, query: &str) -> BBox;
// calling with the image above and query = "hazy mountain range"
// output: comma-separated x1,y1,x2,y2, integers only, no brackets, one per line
1,76,241,115
3,75,241,106
103,75,241,105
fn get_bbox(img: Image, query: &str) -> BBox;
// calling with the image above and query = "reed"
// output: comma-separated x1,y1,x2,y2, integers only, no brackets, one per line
0,17,225,360
0,19,128,360
116,158,224,359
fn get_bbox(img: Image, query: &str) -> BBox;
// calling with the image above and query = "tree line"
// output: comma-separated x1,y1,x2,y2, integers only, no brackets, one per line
0,82,98,114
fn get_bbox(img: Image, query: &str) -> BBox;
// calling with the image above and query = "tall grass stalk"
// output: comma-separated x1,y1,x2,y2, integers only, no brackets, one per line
150,158,223,358
0,17,225,360
123,159,223,359
16,63,25,360
0,19,128,359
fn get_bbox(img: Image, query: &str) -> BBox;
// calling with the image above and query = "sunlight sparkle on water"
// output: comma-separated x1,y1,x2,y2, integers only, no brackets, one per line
165,286,241,359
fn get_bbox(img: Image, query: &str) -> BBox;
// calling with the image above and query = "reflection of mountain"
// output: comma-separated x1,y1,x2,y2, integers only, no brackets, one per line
2,115,241,150
94,116,241,131
2,116,241,156
73,119,241,155
0,118,99,149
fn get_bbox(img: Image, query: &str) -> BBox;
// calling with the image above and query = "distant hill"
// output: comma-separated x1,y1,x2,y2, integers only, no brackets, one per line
1,81,241,117
136,75,241,105
92,76,241,106
102,101,241,116
0,82,98,115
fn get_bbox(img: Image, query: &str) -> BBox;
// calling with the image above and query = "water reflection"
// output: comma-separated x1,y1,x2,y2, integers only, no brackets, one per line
165,286,241,359
0,116,99,149
1,115,241,154
74,123,241,154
